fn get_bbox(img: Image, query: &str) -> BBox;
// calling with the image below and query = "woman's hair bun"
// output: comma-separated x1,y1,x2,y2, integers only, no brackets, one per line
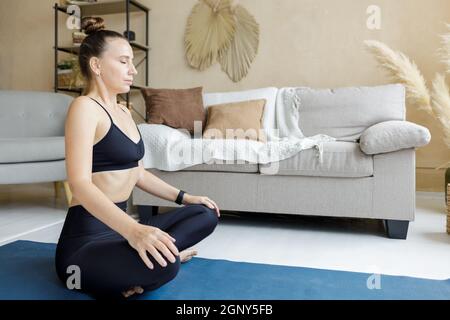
81,16,105,36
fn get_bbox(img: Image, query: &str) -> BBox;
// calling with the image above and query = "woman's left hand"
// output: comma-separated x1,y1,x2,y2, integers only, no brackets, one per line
183,194,221,217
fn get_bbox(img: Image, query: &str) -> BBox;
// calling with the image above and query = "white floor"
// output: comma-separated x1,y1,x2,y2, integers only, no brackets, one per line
1,183,449,281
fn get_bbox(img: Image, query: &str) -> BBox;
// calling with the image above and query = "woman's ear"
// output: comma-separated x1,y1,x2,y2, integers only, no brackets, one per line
89,56,101,77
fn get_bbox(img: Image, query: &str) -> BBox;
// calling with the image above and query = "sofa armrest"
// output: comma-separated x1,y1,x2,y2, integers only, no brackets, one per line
372,148,415,221
359,120,431,155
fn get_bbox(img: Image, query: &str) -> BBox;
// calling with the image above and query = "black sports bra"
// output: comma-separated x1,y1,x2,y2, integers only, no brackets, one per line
89,97,145,173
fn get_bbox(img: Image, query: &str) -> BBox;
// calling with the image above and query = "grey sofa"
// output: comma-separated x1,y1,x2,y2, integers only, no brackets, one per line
132,84,431,239
0,90,73,204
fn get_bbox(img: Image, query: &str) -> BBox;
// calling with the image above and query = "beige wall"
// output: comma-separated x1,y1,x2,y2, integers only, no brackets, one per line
1,0,449,191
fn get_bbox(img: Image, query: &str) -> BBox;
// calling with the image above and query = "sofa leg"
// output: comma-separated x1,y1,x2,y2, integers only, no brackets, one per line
384,220,409,239
137,205,159,223
62,181,72,206
53,181,61,198
54,181,72,206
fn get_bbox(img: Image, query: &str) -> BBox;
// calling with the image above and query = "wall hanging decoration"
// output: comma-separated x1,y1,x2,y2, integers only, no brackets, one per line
184,0,260,82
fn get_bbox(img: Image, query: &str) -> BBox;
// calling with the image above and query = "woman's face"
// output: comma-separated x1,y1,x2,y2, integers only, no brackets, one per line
93,37,138,94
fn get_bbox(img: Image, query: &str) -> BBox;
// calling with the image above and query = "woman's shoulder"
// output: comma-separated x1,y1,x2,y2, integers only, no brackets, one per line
69,96,101,113
67,96,101,123
70,95,96,107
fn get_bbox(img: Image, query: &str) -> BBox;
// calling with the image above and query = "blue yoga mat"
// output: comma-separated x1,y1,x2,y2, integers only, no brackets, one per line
0,240,449,300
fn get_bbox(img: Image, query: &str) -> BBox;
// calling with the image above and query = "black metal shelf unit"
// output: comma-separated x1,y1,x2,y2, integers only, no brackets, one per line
53,0,150,109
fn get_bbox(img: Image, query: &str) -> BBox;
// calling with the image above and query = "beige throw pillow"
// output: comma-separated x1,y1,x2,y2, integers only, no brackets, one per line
203,99,267,141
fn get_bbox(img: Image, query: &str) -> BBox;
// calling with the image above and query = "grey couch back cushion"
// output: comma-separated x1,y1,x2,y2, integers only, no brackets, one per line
295,84,406,141
0,90,73,138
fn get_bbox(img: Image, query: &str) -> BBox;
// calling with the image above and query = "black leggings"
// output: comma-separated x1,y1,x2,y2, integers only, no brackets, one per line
55,200,218,299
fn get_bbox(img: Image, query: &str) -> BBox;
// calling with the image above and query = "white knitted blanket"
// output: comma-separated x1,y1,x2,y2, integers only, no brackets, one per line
137,88,336,171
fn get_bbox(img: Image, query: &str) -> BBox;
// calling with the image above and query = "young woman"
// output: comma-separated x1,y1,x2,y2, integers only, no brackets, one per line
55,17,220,299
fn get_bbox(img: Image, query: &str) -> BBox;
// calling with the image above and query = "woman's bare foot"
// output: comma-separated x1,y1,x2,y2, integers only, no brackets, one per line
122,286,144,298
180,249,198,263
121,250,197,297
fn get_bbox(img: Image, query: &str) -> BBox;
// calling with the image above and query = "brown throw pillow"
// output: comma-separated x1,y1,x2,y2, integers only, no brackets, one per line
141,87,206,134
203,99,267,142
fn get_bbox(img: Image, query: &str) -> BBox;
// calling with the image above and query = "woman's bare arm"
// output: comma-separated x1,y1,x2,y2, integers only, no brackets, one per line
135,160,184,203
65,97,139,239
135,160,221,216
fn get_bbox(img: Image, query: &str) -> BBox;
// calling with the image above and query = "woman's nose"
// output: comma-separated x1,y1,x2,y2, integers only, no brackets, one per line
130,64,138,75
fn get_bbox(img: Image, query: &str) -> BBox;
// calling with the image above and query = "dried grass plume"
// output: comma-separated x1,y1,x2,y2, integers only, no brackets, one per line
440,24,450,74
431,73,450,148
364,40,433,115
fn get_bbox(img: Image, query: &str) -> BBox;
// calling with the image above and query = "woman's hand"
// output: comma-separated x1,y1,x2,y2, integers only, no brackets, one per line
183,194,221,217
126,223,180,270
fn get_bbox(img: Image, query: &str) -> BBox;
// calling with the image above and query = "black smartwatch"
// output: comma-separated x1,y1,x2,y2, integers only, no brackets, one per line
175,190,186,205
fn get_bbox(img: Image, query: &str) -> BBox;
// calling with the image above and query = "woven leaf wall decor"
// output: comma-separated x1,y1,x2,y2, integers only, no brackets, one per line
185,0,236,71
218,4,259,82
184,0,260,82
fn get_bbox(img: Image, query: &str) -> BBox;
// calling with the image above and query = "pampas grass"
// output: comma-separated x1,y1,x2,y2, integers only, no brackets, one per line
431,73,450,147
364,29,450,152
440,24,450,74
364,40,433,115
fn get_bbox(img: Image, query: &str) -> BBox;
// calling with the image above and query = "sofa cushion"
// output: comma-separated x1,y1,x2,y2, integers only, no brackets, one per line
259,141,373,177
203,99,267,141
141,87,206,135
181,161,258,173
0,137,65,164
293,84,406,142
203,87,278,139
360,120,431,155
